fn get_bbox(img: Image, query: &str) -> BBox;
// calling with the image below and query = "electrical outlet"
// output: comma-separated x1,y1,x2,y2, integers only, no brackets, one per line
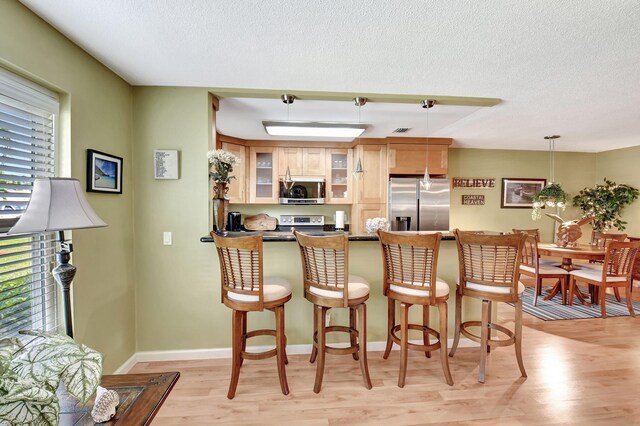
163,232,172,246
325,312,331,325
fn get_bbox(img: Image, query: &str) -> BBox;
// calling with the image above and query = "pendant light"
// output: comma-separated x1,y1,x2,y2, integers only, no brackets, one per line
281,94,295,191
531,135,568,220
420,99,435,190
352,97,367,176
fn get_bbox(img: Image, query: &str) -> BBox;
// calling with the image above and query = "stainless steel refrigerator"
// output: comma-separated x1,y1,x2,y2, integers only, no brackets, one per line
389,177,450,231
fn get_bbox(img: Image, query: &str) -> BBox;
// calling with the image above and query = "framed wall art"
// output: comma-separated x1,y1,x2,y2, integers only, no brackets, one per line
501,178,546,208
87,149,123,194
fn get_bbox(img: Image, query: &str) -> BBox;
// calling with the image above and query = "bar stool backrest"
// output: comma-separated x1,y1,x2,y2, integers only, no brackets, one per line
294,230,349,307
377,230,442,304
601,240,640,279
212,233,264,310
521,235,540,271
454,230,526,300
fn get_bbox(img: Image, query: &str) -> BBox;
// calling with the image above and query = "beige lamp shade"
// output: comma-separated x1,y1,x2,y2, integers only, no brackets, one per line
7,178,107,234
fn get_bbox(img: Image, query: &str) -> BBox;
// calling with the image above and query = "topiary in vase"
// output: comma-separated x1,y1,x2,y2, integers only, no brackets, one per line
572,178,639,232
531,183,569,220
0,330,103,425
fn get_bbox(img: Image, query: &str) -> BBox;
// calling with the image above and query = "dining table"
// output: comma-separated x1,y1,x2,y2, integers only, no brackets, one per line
536,243,606,305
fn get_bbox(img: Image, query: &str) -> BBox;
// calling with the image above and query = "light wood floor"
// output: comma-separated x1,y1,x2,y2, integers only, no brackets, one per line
130,295,640,425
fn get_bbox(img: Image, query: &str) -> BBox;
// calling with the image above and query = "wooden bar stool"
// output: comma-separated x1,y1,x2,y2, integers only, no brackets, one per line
212,233,291,399
519,235,569,305
569,240,640,318
377,230,453,387
293,230,372,393
449,230,527,383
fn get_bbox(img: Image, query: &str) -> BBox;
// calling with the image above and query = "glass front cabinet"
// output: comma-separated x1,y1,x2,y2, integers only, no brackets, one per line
249,147,279,203
325,149,353,204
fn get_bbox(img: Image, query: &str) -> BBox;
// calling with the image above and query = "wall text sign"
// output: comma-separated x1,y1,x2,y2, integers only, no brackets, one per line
453,178,495,189
462,195,485,205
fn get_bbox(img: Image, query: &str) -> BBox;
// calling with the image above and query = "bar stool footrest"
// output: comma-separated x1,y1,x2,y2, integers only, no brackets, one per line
460,321,515,347
390,323,441,352
313,325,359,355
241,329,279,360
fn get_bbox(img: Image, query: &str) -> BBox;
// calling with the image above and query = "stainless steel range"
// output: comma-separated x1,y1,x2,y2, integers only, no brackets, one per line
279,214,325,232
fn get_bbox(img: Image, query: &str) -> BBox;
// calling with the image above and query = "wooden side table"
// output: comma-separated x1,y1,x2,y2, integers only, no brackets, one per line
59,372,179,425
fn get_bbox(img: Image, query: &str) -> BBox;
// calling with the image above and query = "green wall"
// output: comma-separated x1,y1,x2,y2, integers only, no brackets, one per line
0,2,135,373
595,145,640,236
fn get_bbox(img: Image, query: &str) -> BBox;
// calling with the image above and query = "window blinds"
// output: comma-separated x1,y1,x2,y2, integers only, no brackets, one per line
0,67,59,338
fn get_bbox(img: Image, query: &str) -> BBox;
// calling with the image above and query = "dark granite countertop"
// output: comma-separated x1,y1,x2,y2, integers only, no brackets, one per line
200,231,456,243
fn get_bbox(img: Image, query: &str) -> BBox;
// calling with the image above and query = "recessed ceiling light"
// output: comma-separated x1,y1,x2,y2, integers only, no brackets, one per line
262,121,368,138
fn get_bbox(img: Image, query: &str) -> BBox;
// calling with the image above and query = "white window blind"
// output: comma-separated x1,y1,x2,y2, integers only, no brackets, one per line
0,67,59,338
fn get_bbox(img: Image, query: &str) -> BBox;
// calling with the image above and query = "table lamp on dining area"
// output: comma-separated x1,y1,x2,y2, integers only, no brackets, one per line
7,177,108,338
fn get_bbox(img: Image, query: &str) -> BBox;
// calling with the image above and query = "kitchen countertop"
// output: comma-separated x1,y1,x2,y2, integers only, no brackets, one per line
200,231,456,243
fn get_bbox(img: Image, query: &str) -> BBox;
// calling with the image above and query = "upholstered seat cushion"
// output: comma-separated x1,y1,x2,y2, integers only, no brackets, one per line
227,276,292,303
576,262,603,270
389,278,450,298
308,275,370,299
520,264,569,275
539,259,561,266
569,268,628,283
457,279,525,294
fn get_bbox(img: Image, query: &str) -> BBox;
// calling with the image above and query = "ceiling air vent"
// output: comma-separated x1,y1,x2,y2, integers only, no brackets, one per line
392,127,411,133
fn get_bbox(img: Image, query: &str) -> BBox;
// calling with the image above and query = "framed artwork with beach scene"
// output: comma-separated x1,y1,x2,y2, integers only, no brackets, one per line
87,149,123,194
501,178,546,208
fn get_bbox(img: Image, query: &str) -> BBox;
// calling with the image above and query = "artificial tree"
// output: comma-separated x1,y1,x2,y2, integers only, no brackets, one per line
572,178,639,232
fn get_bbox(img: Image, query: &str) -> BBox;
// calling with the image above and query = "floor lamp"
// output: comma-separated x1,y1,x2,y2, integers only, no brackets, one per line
7,178,107,338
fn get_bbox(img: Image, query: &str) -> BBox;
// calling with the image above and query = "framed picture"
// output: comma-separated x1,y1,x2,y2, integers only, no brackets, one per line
87,149,123,194
501,178,546,208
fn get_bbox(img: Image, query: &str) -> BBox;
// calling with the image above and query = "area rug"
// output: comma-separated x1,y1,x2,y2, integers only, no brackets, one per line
508,287,640,321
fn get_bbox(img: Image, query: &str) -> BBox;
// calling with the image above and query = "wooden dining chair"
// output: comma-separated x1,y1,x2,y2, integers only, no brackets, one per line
568,240,640,318
450,230,527,383
212,233,292,399
512,228,557,266
629,237,640,289
583,231,628,301
519,235,569,305
293,230,372,393
377,230,453,387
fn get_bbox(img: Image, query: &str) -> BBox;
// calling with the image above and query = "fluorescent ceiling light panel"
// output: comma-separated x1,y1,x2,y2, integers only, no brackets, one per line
262,121,368,138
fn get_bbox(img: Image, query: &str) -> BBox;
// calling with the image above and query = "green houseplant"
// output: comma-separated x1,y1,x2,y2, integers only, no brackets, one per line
572,178,639,232
532,182,569,220
0,330,103,425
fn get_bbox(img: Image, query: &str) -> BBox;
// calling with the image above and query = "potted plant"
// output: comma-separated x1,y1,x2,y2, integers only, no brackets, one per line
207,149,241,198
0,330,103,424
572,178,639,232
532,182,569,220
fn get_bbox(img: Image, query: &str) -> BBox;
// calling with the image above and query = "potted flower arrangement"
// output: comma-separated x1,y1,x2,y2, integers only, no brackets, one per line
0,330,103,424
532,182,569,220
572,178,639,232
208,149,241,232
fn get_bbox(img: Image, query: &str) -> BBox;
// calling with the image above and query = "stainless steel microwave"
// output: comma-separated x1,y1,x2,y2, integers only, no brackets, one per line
279,177,325,204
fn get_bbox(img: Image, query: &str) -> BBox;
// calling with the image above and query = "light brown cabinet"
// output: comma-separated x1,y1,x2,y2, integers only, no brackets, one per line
388,144,448,175
278,147,325,176
249,147,279,203
351,203,386,235
221,142,246,203
356,144,387,204
325,149,353,204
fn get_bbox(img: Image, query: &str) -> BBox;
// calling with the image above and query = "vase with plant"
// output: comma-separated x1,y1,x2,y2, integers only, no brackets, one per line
572,178,639,232
532,182,569,220
0,330,103,424
208,149,241,232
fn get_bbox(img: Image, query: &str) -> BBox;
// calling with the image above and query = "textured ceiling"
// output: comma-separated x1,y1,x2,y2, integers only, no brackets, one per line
20,0,640,152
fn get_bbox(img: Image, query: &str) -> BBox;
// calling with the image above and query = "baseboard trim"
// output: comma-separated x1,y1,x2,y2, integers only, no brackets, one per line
115,338,479,374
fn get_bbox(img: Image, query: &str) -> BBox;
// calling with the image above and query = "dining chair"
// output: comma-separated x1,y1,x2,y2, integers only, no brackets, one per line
450,230,527,383
519,235,569,305
629,237,640,289
212,233,291,399
293,230,372,393
582,231,628,301
512,228,557,266
377,230,453,387
568,240,640,318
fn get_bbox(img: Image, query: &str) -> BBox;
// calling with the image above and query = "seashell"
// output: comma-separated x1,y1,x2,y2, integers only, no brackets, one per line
91,386,120,423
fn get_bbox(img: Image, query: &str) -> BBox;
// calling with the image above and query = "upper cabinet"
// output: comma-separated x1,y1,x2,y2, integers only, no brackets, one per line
326,149,353,204
356,144,387,204
278,147,325,176
249,147,279,203
221,142,246,203
388,144,448,175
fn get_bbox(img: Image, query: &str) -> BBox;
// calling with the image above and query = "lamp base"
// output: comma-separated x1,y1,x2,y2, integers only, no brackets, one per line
53,234,77,338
